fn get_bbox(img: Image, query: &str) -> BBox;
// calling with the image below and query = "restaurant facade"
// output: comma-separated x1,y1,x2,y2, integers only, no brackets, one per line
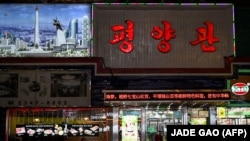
0,2,250,141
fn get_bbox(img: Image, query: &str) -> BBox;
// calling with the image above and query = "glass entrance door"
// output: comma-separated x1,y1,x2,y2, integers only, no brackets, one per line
146,108,184,141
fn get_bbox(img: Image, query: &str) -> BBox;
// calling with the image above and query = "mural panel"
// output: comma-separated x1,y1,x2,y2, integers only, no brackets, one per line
0,4,92,57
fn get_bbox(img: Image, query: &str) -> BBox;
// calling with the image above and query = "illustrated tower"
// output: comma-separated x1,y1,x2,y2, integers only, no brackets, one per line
82,16,90,48
34,6,40,47
68,18,78,43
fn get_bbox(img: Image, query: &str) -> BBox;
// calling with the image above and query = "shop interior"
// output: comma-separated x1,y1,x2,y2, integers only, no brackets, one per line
109,100,250,141
6,101,250,141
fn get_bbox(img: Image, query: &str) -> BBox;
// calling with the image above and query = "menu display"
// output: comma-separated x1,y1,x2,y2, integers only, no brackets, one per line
16,125,26,137
189,118,207,125
25,124,44,137
198,110,209,118
43,124,54,136
16,124,99,137
68,124,84,136
82,124,99,136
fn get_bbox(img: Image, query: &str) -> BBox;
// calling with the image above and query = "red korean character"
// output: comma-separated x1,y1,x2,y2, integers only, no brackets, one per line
190,21,219,52
151,20,176,53
109,20,134,53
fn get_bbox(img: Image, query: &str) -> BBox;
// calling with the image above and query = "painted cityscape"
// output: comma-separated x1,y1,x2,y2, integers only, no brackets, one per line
0,4,91,57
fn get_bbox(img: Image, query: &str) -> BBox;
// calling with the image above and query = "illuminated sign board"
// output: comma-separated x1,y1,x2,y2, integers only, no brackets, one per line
121,116,138,141
230,75,250,101
217,107,226,118
93,3,234,70
104,90,231,101
231,82,250,95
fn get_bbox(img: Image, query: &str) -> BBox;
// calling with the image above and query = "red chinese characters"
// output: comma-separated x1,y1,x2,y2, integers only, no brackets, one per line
105,94,116,100
190,21,219,52
109,20,134,53
151,20,176,53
